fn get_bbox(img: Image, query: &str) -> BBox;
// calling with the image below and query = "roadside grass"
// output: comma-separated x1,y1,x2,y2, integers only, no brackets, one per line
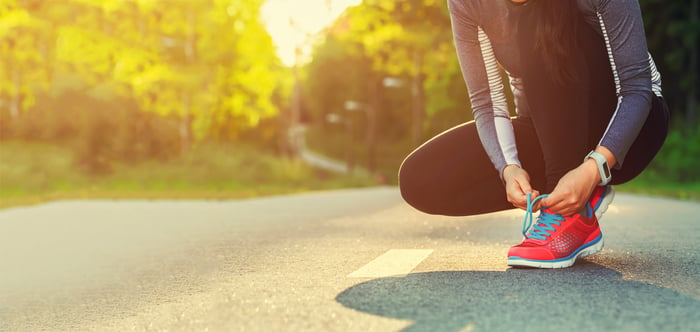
616,171,700,201
0,140,377,210
1,139,698,211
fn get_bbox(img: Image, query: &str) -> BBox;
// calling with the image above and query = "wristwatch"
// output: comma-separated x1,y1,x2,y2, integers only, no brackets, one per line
585,151,612,186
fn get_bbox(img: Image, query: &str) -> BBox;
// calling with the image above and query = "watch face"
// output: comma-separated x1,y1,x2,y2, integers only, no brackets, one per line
603,163,611,178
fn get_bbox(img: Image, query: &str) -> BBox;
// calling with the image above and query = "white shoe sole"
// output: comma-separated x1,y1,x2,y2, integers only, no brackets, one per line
507,235,604,269
595,186,615,221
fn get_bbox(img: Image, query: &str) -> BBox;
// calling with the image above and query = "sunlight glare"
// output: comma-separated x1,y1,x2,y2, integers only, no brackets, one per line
261,0,361,66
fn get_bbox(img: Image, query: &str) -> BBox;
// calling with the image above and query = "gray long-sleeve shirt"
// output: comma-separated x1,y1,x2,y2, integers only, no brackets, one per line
448,0,663,178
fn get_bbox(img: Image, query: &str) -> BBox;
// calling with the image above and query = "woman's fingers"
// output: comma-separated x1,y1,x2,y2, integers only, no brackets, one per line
541,189,583,216
541,164,599,216
508,174,539,210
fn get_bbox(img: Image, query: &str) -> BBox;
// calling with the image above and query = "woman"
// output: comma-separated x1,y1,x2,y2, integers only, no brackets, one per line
398,0,669,268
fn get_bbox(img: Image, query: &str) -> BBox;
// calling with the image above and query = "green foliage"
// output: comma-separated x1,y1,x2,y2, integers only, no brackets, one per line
304,35,372,124
303,0,471,175
639,0,699,125
0,0,289,154
646,125,700,182
336,0,460,123
0,1,52,114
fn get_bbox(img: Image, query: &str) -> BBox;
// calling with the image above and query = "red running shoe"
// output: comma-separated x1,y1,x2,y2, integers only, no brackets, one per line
507,194,603,268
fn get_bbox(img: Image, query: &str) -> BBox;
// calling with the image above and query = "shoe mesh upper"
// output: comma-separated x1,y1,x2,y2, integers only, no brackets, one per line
549,228,585,256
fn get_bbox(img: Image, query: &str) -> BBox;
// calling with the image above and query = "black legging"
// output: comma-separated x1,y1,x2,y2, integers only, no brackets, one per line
398,9,669,217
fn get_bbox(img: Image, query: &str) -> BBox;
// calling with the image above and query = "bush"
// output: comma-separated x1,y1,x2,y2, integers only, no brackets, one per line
648,125,700,182
1,90,181,174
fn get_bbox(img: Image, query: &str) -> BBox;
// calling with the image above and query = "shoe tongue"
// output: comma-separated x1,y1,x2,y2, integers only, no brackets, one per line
541,207,592,220
541,207,556,214
540,207,562,218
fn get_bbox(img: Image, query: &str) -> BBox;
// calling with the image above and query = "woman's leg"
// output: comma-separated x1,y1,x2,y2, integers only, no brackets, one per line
398,116,545,216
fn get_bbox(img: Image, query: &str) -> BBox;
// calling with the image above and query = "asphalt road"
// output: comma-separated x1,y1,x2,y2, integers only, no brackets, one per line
0,187,698,331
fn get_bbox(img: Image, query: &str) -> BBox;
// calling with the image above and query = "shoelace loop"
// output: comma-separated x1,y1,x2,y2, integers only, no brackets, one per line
521,193,566,240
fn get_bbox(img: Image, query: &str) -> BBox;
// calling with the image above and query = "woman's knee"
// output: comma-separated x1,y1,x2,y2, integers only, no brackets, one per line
398,154,430,211
611,96,670,184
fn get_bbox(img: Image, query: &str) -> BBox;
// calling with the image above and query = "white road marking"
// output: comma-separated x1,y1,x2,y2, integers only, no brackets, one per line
348,249,434,278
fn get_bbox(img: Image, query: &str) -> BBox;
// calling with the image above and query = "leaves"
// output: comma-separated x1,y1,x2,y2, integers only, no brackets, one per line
1,0,287,143
305,0,466,142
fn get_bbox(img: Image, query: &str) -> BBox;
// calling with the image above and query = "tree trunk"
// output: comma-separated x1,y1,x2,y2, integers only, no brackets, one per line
346,114,355,174
411,50,426,147
10,67,21,120
366,77,379,173
180,93,192,153
185,11,197,62
290,64,303,156
179,10,197,153
687,0,698,128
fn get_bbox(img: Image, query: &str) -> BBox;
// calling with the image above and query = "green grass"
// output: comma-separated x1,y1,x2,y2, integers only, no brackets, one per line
616,172,700,201
0,140,378,209
1,139,698,211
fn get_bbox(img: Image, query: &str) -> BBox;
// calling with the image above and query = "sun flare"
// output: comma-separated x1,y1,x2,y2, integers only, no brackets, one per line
261,0,361,66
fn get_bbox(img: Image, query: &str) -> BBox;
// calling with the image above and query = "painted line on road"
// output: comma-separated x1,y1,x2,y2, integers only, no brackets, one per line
347,249,434,278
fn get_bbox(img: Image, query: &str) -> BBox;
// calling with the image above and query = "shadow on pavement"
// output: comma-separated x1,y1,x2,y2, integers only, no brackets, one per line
336,261,700,332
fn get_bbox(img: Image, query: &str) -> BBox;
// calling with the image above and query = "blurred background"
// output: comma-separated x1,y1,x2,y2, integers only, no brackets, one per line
0,0,698,208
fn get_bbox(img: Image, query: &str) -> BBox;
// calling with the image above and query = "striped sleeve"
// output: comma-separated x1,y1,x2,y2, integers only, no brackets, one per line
591,0,660,167
448,0,521,179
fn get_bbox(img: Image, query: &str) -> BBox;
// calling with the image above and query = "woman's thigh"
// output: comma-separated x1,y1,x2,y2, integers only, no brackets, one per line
398,117,545,216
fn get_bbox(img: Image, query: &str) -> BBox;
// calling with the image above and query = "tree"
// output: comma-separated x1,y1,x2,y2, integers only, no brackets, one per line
0,1,51,120
304,0,463,173
338,0,456,147
2,0,287,152
640,0,699,128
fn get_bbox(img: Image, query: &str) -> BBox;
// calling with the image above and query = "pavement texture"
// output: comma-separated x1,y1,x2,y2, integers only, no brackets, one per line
0,187,698,331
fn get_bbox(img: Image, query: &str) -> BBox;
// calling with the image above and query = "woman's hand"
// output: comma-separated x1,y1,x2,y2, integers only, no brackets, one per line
542,146,616,216
503,164,540,210
541,160,599,216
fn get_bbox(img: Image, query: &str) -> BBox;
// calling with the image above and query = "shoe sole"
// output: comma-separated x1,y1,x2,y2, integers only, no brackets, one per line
594,186,615,220
506,234,604,269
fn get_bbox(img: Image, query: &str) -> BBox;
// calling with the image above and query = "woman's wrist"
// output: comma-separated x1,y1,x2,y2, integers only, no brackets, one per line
594,145,617,168
502,164,521,182
582,158,601,184
585,145,616,186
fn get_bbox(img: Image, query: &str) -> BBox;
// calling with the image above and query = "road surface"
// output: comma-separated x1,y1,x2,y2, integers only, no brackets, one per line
0,187,698,331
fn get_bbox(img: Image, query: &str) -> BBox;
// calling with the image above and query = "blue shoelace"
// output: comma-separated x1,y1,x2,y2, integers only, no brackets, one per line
521,193,566,240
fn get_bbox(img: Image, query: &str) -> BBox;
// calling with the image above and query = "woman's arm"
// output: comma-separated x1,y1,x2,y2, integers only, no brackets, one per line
589,0,656,167
542,0,656,215
449,0,537,209
448,0,521,179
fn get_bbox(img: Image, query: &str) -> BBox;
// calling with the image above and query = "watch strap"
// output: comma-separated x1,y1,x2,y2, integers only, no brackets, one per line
585,151,612,186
